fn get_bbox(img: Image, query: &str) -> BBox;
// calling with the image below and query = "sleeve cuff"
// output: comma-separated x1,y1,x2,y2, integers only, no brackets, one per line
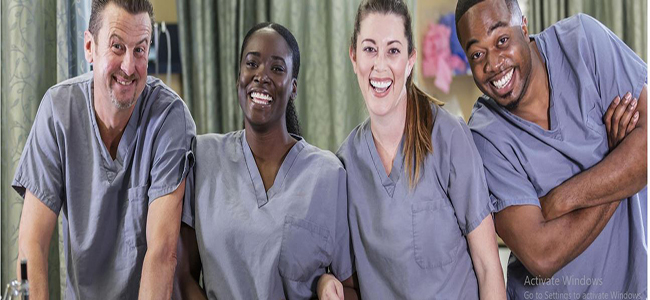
148,149,194,203
12,175,62,214
492,194,541,213
463,200,494,236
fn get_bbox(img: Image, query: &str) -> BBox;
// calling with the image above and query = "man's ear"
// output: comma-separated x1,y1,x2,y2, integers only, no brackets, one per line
84,30,94,64
521,15,529,37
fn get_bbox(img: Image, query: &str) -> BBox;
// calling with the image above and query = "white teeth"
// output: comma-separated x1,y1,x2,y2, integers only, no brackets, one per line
492,69,513,89
117,79,133,86
370,80,392,89
250,92,273,104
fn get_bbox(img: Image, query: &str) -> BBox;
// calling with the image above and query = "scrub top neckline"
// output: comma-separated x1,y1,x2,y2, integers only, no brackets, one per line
241,130,306,208
363,120,405,198
87,81,143,176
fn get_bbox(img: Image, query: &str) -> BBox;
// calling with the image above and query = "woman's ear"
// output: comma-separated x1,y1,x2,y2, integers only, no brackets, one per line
349,46,358,74
406,48,417,78
290,78,298,100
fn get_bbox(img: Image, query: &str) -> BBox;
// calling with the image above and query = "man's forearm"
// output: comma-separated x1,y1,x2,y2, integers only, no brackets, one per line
546,88,648,219
553,129,646,213
139,246,177,299
496,200,619,278
18,242,50,300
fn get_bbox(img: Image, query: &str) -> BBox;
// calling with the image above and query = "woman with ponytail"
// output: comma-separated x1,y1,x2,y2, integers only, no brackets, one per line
318,0,506,299
175,22,353,299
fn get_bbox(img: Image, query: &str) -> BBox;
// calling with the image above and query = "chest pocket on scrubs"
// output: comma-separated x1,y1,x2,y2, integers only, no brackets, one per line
411,201,461,269
279,216,332,282
585,103,605,134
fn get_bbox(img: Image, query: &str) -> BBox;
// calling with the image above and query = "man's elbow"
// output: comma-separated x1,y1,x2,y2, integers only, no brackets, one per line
147,239,179,267
523,253,564,279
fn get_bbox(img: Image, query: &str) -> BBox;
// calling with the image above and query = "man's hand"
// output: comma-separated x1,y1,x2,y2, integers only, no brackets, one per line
604,92,639,149
317,274,344,300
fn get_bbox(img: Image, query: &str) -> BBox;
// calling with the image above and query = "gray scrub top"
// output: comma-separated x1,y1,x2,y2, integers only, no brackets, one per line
469,14,647,300
182,130,353,300
337,105,493,299
12,72,196,299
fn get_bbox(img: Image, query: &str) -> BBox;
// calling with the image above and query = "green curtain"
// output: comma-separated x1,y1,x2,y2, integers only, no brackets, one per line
528,0,647,61
1,0,88,298
177,0,373,152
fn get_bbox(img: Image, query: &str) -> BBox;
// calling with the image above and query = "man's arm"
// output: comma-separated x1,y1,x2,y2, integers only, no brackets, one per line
173,223,205,300
139,180,186,299
496,201,618,278
541,86,647,220
17,190,58,300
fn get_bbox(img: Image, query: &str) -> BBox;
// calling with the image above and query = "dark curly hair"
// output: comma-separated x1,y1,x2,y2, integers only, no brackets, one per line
239,22,301,136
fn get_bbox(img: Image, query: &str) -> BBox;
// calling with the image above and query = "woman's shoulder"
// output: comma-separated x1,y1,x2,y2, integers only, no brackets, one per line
299,139,345,174
431,104,468,137
336,118,370,161
194,130,244,164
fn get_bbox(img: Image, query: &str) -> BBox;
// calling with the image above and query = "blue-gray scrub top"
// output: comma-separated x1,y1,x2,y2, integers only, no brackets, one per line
337,105,493,299
12,72,196,299
182,130,353,300
469,14,647,300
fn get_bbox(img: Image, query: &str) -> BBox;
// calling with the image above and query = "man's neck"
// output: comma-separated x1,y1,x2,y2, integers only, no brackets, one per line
93,88,135,159
511,40,552,130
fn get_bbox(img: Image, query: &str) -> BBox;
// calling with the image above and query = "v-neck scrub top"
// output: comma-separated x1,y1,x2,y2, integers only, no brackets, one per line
469,14,647,299
182,130,353,299
12,72,196,299
337,105,493,299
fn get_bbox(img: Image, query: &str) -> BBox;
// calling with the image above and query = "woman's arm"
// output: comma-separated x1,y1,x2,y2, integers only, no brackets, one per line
173,223,206,300
467,216,506,300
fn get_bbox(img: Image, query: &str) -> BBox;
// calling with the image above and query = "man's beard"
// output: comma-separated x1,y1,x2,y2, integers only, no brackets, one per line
109,89,137,110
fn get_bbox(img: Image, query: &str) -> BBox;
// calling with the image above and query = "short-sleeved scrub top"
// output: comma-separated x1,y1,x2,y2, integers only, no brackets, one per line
182,130,353,299
12,72,196,299
337,105,493,299
469,14,647,299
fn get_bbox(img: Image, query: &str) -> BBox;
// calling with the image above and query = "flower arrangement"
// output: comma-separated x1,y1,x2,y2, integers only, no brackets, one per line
421,13,469,93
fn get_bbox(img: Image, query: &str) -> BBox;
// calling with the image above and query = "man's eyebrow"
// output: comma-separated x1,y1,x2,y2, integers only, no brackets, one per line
464,21,509,51
109,33,123,42
136,37,149,45
488,21,508,35
465,39,478,52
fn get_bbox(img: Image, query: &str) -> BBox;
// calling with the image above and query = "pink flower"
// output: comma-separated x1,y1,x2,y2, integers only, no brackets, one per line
422,23,467,93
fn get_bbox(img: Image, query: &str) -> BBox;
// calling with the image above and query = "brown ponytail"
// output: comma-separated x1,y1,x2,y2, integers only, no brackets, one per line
403,73,443,188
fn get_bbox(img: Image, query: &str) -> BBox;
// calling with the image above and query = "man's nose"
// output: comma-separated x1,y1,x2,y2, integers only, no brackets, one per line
121,51,136,76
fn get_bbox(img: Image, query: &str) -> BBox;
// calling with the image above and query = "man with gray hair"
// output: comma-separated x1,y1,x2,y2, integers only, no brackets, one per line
13,0,195,298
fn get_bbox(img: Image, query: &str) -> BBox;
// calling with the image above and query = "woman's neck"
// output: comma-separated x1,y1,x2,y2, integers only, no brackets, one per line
244,124,296,164
369,93,407,174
